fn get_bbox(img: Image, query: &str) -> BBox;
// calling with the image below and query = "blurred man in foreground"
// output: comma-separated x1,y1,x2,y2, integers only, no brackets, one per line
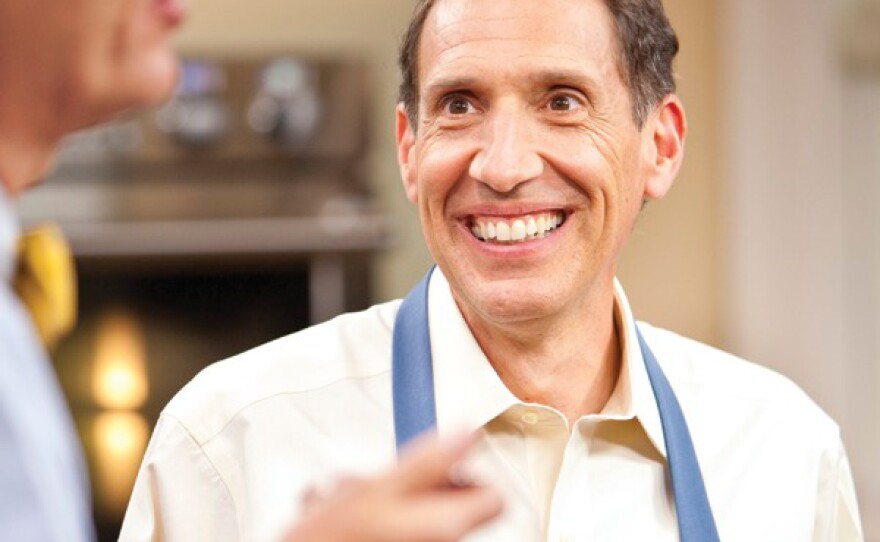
124,0,864,540
0,2,183,540
0,1,499,541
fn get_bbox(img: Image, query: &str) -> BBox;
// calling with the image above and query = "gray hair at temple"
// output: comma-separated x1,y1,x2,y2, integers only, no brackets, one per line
397,0,680,129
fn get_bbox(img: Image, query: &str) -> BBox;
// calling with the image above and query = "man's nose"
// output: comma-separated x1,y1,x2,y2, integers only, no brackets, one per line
468,109,543,193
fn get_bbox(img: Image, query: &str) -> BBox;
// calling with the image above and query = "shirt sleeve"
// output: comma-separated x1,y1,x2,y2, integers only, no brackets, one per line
812,437,864,542
119,414,239,542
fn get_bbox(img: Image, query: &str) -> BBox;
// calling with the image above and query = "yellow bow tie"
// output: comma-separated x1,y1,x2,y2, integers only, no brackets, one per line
13,224,77,350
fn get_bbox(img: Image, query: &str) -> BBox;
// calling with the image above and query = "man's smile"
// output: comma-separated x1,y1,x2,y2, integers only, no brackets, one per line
468,211,566,244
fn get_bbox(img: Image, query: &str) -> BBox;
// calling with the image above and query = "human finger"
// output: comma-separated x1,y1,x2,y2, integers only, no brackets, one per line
388,485,504,542
390,431,480,493
300,475,365,513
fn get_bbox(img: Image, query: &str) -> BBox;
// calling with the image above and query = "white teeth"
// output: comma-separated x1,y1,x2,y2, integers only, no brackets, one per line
495,222,511,241
526,217,538,237
511,220,526,241
471,212,565,244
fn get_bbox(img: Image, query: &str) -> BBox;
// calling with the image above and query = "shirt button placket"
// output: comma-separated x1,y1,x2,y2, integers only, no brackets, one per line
521,411,539,425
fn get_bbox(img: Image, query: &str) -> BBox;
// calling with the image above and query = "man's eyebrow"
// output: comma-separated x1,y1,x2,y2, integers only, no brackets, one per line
526,69,599,89
423,77,481,95
423,70,599,94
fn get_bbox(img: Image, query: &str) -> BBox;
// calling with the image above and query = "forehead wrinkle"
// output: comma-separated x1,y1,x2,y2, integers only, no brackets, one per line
433,37,601,66
427,14,617,69
419,0,624,99
432,23,576,53
432,13,529,36
427,47,612,86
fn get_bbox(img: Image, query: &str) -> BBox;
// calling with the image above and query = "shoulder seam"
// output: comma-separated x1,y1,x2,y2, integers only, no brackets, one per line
161,413,242,541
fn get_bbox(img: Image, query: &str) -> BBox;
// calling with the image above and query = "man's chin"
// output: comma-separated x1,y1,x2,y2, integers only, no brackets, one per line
77,54,178,128
455,280,565,329
120,53,180,110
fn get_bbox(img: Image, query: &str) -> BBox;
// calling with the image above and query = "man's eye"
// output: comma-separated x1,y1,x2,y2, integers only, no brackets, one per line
444,97,473,115
549,94,580,111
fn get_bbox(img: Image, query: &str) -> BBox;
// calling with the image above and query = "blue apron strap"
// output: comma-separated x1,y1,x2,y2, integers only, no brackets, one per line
637,329,720,542
392,267,437,450
392,269,720,541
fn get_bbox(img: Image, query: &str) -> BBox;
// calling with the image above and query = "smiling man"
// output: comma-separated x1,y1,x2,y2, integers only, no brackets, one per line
123,0,863,540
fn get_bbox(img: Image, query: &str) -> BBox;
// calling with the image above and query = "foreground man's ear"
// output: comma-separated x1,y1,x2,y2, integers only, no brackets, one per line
642,94,686,201
396,103,419,204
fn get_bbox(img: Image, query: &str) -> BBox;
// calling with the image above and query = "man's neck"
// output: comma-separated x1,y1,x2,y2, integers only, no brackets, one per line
458,282,621,428
0,75,66,196
0,128,58,197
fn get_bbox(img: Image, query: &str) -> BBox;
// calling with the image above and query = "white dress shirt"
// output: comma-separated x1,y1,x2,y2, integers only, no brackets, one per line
0,184,95,542
120,269,863,542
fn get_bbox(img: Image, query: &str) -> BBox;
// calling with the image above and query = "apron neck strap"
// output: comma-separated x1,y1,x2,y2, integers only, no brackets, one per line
391,268,720,542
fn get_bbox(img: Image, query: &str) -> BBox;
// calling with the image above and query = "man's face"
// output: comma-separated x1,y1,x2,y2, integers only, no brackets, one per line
0,0,183,132
397,0,683,327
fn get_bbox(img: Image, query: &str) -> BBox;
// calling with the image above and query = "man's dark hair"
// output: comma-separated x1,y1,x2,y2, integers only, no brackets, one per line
397,0,679,128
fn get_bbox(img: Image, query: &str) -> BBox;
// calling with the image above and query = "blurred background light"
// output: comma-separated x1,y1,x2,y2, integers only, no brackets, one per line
92,309,149,410
91,412,150,516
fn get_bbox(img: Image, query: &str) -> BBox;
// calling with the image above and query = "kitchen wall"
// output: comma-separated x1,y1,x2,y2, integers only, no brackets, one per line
721,0,880,535
617,0,722,346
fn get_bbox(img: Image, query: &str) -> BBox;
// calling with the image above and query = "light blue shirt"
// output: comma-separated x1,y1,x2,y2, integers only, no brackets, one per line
0,182,16,284
0,184,95,542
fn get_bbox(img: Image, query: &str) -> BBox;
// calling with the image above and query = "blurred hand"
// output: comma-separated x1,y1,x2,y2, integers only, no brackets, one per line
282,432,503,542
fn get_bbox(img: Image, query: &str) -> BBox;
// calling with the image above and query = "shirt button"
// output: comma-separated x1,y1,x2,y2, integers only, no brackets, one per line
521,411,539,425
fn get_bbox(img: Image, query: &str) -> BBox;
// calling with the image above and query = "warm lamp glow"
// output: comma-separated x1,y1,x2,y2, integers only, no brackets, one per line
92,412,149,515
92,309,149,409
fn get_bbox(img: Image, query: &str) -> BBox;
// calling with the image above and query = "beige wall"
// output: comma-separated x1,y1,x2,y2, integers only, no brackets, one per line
617,0,723,346
175,0,722,346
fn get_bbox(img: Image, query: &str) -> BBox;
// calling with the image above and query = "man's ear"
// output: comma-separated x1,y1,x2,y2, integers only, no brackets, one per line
642,94,686,201
396,103,418,204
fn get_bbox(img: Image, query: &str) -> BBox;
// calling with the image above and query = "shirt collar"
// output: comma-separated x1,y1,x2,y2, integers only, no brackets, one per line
429,268,521,436
429,269,667,458
611,279,667,457
0,182,20,285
